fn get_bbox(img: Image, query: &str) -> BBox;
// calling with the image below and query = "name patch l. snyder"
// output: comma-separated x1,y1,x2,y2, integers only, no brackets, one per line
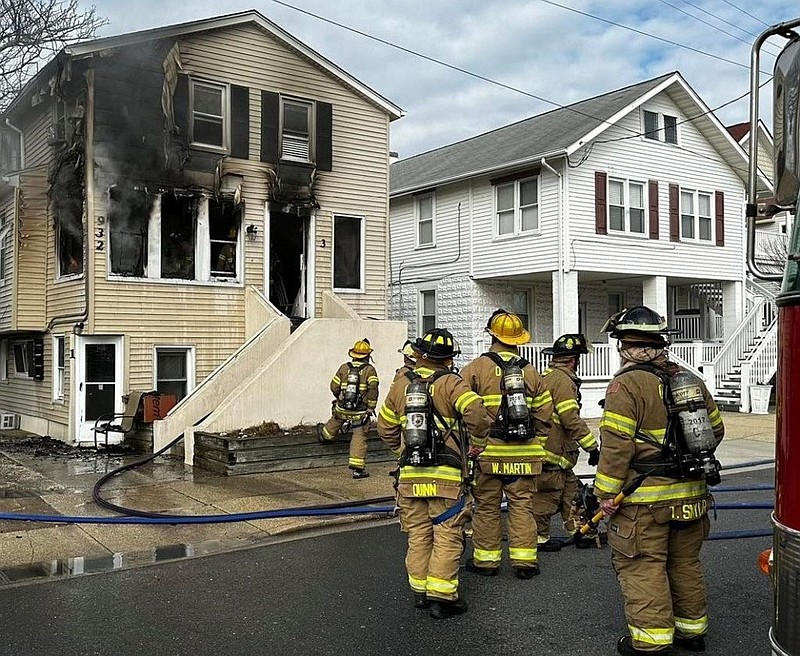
669,498,709,521
490,462,535,475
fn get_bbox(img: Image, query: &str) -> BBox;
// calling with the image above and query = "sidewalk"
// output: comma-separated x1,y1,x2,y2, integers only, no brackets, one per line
0,410,776,582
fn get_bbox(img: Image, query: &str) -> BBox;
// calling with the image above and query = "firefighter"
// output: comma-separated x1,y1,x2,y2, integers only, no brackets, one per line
595,306,724,656
377,328,492,619
460,309,553,579
393,340,417,383
534,333,600,552
317,338,379,479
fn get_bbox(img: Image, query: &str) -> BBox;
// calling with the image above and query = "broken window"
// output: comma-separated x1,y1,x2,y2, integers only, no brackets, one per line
209,198,240,278
52,149,84,278
109,185,150,277
161,194,195,279
333,214,363,290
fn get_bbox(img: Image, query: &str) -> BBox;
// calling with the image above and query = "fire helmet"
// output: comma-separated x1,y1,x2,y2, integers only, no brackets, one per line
348,338,373,359
399,340,417,359
542,333,594,357
414,328,460,361
602,306,677,345
485,309,531,346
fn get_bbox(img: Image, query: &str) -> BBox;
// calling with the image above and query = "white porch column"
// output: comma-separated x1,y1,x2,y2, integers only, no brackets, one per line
722,280,744,341
642,275,668,317
552,269,579,337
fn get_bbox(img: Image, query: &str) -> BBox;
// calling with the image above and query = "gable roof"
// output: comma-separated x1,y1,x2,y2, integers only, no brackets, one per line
6,9,403,120
726,121,751,142
391,71,763,196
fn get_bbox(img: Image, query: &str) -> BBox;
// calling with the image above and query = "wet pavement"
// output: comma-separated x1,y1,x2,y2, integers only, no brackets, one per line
0,410,776,586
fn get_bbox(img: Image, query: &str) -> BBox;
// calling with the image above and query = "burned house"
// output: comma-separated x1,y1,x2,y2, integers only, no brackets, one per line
0,11,406,450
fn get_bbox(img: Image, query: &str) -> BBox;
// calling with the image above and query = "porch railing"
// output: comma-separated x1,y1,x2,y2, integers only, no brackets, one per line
739,319,778,412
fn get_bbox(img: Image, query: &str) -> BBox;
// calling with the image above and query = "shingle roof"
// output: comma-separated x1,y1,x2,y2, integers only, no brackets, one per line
390,72,675,195
726,122,751,142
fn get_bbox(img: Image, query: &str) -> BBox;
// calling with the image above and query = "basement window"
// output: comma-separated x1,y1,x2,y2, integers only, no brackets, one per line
109,186,150,277
155,346,194,401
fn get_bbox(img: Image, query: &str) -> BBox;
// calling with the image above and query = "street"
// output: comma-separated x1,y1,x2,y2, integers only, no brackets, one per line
0,468,773,656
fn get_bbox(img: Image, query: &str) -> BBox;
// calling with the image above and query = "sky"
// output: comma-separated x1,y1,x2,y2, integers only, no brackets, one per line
85,0,800,159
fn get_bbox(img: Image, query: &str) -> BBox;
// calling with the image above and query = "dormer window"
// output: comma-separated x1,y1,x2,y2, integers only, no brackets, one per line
643,110,678,144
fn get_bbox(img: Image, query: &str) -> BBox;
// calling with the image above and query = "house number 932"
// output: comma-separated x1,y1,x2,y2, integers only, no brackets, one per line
95,216,105,251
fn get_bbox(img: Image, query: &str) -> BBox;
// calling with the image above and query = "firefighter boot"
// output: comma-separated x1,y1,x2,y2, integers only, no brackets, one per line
429,598,468,619
617,636,670,655
352,469,370,479
673,635,705,652
316,423,326,443
537,538,562,552
413,593,429,609
465,559,498,576
514,565,540,580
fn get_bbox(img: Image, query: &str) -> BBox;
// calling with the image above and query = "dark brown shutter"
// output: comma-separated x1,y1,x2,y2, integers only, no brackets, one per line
260,90,279,164
648,180,659,239
595,171,607,235
669,183,680,242
715,190,725,246
173,74,189,139
230,85,249,159
315,101,333,171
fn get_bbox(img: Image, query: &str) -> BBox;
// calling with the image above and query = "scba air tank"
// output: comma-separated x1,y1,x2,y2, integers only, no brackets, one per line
404,381,431,464
342,368,360,409
670,371,717,454
503,364,529,425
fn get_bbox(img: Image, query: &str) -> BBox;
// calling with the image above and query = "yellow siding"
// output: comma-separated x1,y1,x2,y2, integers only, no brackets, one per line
16,171,47,330
0,190,15,331
24,109,53,169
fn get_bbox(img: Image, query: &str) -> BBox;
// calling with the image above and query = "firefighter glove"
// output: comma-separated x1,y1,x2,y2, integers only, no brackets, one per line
587,449,600,467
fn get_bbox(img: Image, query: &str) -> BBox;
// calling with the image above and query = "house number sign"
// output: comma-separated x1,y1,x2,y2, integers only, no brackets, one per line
95,215,105,251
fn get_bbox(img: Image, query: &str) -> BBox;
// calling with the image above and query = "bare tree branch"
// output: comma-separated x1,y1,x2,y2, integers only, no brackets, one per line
0,0,107,112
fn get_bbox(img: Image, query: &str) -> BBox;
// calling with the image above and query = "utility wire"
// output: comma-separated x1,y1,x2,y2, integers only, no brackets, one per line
678,0,776,43
718,0,771,27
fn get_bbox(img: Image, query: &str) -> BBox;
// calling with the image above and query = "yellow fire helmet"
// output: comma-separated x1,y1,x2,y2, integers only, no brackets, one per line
485,309,531,346
398,340,417,359
348,338,373,360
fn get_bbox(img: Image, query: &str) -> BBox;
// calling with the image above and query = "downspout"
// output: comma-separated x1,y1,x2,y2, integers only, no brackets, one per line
541,157,565,334
5,118,25,169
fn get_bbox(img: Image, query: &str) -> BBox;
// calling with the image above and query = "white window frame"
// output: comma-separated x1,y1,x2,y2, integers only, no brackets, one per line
494,176,540,239
108,194,242,285
189,79,229,152
332,214,365,293
280,97,314,163
680,188,714,243
642,109,679,145
153,346,196,402
11,341,30,378
0,339,7,382
419,289,437,334
608,178,647,235
415,192,436,248
53,335,66,401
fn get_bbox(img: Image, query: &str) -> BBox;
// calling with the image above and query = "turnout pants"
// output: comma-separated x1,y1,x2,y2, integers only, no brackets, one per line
607,504,710,652
471,468,538,570
321,415,369,470
397,493,471,601
531,468,581,541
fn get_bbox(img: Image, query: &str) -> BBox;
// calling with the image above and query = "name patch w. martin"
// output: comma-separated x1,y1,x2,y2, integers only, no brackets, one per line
490,462,536,476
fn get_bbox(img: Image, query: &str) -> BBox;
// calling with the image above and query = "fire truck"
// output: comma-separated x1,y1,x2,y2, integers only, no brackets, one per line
747,17,800,656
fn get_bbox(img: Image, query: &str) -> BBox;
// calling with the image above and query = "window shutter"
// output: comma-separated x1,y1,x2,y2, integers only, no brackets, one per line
31,339,44,380
715,190,725,246
315,101,333,172
669,183,680,242
260,91,279,164
648,180,659,239
594,171,607,235
173,74,189,140
230,85,250,159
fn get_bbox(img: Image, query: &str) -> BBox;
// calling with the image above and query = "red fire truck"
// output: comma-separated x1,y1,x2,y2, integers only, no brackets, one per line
747,17,800,656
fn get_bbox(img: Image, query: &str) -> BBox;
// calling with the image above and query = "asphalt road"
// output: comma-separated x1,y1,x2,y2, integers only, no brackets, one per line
0,468,774,656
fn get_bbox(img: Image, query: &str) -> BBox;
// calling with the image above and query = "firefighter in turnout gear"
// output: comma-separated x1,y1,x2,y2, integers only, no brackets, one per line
377,328,492,619
393,340,417,383
534,334,600,551
596,306,724,656
460,310,553,579
318,339,380,479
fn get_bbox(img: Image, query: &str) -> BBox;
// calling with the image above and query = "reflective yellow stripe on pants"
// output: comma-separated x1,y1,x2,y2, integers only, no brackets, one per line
629,625,674,647
675,615,708,637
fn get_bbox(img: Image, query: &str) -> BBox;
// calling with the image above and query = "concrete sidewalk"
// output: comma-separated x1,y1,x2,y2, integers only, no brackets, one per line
0,410,776,582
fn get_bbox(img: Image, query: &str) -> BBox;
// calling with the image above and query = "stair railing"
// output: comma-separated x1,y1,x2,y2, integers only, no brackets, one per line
739,319,778,412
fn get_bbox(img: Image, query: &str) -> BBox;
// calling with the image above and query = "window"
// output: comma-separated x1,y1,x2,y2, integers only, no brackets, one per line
643,109,678,144
495,177,539,237
56,201,84,278
155,347,194,401
281,98,313,162
333,215,363,291
681,189,713,242
108,192,241,283
12,341,30,376
416,193,435,247
0,340,7,381
190,80,227,149
420,290,436,333
53,336,65,400
608,179,646,234
0,207,7,281
509,290,530,333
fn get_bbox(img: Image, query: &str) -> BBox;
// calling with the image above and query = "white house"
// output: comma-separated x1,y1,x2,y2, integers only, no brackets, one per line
389,72,774,414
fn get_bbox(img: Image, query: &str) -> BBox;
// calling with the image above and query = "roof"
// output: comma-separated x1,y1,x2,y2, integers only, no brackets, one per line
390,72,765,196
726,122,750,142
6,9,403,120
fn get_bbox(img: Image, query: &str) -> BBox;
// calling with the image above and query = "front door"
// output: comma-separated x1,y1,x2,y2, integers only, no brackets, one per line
74,336,124,444
268,210,310,318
